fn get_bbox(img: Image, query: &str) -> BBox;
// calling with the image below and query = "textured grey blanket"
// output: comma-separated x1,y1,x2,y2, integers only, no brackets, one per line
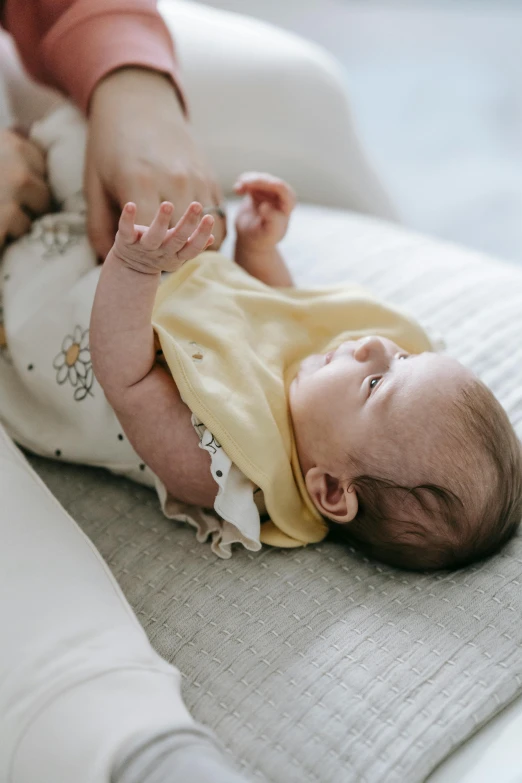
26,205,522,782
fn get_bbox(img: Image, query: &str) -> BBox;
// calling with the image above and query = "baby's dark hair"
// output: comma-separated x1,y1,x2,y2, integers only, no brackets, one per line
328,378,522,570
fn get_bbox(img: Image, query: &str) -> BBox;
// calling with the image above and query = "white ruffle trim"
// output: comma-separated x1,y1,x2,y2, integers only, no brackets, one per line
155,414,262,559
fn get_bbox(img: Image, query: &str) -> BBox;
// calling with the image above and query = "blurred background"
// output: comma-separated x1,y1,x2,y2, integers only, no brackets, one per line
198,0,522,266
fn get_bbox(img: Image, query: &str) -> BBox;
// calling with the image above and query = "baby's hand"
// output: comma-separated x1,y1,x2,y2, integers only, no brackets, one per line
110,201,215,274
233,172,296,250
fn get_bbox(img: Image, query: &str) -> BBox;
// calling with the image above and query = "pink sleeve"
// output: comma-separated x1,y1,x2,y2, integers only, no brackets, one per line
1,0,187,113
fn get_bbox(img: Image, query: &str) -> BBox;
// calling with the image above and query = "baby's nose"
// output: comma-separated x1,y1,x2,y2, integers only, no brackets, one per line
353,336,385,362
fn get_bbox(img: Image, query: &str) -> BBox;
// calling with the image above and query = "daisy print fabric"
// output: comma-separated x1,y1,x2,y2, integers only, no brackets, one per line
53,326,94,401
0,202,154,484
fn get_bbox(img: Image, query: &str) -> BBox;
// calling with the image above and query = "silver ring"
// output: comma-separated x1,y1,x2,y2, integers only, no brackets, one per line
202,205,226,219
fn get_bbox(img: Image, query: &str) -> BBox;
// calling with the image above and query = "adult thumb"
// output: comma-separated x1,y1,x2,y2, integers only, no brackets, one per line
86,169,118,261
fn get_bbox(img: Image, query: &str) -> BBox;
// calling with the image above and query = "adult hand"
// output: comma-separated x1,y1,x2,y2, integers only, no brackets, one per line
85,68,227,260
0,129,51,247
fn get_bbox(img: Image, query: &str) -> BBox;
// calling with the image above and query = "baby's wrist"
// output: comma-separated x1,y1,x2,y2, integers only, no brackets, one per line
235,235,277,261
235,245,278,274
107,246,162,277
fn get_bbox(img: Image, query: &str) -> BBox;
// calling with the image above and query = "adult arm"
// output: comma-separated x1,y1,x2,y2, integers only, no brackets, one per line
2,1,227,257
1,0,185,114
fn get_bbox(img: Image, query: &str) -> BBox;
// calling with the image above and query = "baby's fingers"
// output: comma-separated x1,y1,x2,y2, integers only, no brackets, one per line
141,202,174,250
118,203,139,244
259,202,274,219
173,214,215,261
166,201,204,247
234,173,295,215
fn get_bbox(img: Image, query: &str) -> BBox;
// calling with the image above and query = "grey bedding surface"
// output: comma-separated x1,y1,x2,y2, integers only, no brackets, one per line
26,204,522,783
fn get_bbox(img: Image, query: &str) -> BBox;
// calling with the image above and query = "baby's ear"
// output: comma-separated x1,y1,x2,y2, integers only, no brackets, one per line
305,468,358,524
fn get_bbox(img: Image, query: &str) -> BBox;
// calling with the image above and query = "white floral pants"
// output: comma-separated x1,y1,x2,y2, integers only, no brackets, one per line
0,212,156,488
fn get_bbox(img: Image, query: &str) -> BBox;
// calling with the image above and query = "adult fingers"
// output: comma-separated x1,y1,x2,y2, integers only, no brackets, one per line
17,172,52,216
204,180,227,250
17,135,47,178
86,168,119,260
3,204,32,239
1,131,47,178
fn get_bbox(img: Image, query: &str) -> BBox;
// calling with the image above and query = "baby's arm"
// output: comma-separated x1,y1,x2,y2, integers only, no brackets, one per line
90,201,219,507
233,172,295,287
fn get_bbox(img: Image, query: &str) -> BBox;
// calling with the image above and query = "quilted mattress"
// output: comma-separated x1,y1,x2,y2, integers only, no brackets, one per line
25,202,522,782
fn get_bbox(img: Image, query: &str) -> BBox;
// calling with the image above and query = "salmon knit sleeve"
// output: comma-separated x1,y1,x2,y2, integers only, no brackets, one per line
1,0,187,113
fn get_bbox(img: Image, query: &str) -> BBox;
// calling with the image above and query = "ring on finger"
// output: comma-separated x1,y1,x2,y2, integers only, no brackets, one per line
201,205,226,219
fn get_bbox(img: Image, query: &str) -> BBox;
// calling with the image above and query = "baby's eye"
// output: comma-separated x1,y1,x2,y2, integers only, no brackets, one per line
397,353,409,360
369,376,381,391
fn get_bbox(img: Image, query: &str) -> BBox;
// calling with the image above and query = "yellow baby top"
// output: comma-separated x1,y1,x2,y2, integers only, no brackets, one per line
152,252,434,549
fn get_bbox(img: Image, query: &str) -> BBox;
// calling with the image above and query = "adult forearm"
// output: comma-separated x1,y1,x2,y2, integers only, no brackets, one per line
91,251,159,404
2,0,186,114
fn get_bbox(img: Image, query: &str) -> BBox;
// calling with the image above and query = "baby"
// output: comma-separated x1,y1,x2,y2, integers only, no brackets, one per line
91,173,522,571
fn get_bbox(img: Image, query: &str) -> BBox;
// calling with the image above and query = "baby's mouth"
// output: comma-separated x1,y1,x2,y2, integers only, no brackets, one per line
296,352,329,377
324,351,335,365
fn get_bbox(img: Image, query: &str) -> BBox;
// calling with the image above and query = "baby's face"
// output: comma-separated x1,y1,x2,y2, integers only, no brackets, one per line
289,336,475,482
